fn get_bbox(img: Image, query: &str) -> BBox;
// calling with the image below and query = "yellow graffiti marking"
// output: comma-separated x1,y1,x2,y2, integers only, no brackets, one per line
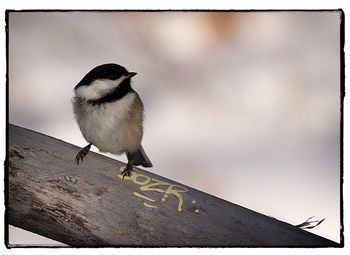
139,178,170,193
118,167,188,212
160,184,187,212
143,202,157,208
132,173,151,185
133,192,156,202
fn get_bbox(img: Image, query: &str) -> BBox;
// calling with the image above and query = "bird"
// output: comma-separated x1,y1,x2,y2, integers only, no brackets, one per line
72,63,152,179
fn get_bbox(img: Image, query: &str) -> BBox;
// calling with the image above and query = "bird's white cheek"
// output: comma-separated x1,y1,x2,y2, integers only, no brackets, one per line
75,78,125,100
75,85,101,100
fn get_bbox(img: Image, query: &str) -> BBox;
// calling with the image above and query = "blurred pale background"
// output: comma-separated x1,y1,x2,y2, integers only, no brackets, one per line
8,11,341,244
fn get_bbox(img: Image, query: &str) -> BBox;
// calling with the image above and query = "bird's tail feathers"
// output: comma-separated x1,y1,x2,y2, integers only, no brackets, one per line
127,145,153,168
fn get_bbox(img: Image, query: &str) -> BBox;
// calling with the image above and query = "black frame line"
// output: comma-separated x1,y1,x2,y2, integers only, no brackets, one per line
4,9,345,248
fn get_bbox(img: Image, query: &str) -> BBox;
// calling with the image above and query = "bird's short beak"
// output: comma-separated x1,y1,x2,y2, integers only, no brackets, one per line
127,72,137,78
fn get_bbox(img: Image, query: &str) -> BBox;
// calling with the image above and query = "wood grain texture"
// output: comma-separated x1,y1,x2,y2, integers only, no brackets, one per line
7,124,339,247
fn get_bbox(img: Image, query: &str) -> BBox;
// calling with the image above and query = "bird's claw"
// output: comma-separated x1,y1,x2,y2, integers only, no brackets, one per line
75,144,91,165
75,153,84,165
121,164,133,180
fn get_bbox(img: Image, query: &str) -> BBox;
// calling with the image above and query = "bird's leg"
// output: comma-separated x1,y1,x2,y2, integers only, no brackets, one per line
121,160,134,180
75,143,92,165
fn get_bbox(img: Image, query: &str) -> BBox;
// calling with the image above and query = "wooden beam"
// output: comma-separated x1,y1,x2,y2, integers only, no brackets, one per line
6,124,339,247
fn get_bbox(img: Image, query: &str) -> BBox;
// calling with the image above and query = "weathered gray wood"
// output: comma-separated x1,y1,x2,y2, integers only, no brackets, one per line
7,124,339,247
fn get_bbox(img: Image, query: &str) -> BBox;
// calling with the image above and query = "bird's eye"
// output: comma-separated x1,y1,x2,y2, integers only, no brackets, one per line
109,74,118,80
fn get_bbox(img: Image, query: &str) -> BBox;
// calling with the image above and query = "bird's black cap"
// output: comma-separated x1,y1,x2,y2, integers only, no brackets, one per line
75,63,135,89
75,63,137,105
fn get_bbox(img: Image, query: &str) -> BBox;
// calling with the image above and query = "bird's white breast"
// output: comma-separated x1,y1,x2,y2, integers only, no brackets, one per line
73,93,139,154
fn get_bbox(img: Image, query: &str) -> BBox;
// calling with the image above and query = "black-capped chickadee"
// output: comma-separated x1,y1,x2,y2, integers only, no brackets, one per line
72,63,152,179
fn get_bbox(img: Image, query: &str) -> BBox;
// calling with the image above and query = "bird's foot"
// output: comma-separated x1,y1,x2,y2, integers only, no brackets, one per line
75,143,92,165
121,162,134,180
